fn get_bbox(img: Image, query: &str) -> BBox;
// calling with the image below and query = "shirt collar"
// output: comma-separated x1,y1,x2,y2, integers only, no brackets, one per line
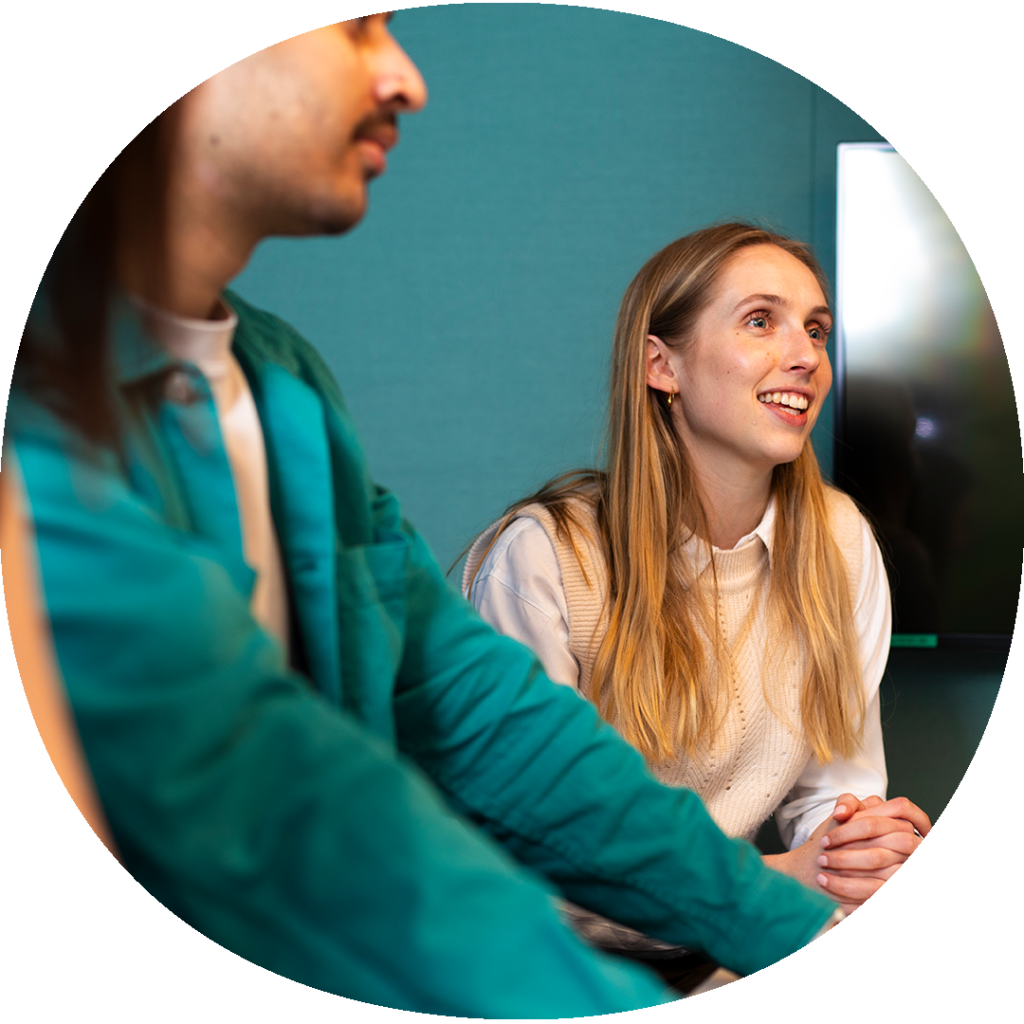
111,292,238,386
679,495,777,576
736,495,777,563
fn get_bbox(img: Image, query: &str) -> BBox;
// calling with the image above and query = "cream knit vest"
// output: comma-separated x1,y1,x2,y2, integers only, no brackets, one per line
467,488,865,842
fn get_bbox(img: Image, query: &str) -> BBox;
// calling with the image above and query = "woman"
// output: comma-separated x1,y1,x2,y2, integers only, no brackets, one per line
464,224,929,934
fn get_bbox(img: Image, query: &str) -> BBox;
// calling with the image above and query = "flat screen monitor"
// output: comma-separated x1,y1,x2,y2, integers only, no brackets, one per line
834,143,1022,650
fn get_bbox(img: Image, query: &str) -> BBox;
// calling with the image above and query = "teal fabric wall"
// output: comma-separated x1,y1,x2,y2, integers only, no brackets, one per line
233,4,883,571
232,4,1002,827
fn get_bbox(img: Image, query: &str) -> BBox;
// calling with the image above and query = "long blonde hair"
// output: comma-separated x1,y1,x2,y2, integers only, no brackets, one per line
474,223,865,764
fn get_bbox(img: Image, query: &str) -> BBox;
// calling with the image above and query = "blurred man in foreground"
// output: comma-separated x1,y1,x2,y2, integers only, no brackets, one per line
6,15,838,1016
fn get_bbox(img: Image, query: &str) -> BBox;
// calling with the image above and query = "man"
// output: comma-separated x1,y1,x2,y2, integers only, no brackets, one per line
8,15,839,1015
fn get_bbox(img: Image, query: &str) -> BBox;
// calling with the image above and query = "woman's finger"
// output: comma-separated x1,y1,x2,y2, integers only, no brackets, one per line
821,814,915,848
829,793,867,820
844,796,932,836
815,871,884,903
817,845,909,872
822,830,921,856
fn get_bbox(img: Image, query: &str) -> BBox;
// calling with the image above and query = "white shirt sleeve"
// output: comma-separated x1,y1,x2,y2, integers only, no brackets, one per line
775,515,892,850
470,510,891,851
466,517,581,690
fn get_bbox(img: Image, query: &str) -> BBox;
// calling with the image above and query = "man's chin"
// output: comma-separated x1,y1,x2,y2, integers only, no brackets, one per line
305,192,367,237
316,212,364,236
275,219,361,240
262,188,368,240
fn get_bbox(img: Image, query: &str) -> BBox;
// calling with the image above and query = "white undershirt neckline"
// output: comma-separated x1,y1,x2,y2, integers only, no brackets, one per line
129,294,291,656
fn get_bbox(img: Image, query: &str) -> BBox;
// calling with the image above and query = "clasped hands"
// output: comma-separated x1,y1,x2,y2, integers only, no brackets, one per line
764,793,931,916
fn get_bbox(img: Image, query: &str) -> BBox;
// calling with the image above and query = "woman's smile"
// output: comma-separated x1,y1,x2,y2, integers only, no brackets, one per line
756,388,813,425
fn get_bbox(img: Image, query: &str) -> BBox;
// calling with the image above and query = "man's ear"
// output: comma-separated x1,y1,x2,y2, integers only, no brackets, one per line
646,335,681,394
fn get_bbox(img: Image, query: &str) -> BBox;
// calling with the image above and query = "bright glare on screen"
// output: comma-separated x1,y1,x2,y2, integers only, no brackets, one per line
836,144,1021,639
839,145,989,373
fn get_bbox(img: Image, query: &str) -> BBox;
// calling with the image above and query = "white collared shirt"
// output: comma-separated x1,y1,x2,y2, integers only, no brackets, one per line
468,498,891,849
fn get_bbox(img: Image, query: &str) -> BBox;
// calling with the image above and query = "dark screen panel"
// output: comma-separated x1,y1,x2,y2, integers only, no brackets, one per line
834,144,1022,644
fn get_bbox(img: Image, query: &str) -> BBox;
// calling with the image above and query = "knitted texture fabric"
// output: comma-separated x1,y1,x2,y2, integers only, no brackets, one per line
466,489,865,843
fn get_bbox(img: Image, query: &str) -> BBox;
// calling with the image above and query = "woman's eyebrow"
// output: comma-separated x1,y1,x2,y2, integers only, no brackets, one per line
731,294,833,320
732,293,784,311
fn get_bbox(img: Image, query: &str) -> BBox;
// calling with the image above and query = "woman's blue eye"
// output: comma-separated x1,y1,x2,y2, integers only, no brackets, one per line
808,325,830,341
748,315,769,329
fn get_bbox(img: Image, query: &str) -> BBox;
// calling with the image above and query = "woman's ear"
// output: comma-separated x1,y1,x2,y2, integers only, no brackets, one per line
646,335,680,394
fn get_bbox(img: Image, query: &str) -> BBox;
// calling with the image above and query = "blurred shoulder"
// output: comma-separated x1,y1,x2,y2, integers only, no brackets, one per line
823,484,867,532
822,485,878,570
225,290,344,404
226,291,308,365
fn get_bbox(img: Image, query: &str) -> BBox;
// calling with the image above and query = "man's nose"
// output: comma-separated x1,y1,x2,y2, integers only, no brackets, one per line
374,34,428,113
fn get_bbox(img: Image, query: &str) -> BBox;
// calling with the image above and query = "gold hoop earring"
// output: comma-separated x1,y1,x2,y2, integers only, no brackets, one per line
667,391,675,407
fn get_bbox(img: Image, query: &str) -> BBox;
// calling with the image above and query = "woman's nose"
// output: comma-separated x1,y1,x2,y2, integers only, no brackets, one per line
782,328,823,375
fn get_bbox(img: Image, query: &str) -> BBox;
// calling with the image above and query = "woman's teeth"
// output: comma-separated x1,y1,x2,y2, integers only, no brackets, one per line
758,392,809,413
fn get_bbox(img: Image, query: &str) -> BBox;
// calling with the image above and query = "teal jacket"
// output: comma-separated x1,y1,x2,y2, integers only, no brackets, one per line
8,293,835,1016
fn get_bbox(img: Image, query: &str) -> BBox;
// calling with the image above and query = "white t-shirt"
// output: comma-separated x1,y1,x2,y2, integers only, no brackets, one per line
130,295,290,655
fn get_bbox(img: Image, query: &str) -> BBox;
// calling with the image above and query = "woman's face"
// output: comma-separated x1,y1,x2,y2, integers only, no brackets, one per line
652,243,833,482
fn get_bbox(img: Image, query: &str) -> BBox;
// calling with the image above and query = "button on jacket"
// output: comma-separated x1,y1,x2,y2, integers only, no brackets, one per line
7,292,835,1016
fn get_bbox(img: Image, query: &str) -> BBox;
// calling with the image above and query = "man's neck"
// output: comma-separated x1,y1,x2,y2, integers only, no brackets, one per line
115,192,259,321
116,240,253,322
